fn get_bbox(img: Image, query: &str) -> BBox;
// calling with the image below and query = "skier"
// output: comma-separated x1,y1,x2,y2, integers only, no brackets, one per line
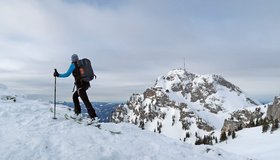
53,54,98,125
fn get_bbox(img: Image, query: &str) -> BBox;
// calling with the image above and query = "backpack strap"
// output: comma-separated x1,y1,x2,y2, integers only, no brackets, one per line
74,62,83,84
72,83,76,92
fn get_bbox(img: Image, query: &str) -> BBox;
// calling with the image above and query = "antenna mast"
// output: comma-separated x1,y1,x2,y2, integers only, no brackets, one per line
184,57,186,71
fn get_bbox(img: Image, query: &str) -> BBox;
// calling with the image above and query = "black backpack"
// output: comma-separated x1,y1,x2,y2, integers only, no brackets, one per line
76,58,95,82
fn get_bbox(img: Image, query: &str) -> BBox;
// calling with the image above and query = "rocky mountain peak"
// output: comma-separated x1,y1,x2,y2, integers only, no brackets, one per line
154,69,259,113
111,69,260,144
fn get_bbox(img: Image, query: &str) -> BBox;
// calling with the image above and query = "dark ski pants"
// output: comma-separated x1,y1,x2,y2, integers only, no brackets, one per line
72,86,97,119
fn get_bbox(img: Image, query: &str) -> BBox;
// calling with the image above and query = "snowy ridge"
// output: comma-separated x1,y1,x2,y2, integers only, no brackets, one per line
112,69,260,143
0,86,248,160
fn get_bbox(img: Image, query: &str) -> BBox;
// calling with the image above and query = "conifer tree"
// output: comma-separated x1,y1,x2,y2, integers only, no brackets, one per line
271,119,279,133
259,118,264,126
249,119,255,128
232,131,236,139
227,130,232,136
186,132,190,138
237,124,243,131
220,131,227,142
256,118,259,126
262,118,269,133
195,138,202,145
275,119,279,129
203,136,208,144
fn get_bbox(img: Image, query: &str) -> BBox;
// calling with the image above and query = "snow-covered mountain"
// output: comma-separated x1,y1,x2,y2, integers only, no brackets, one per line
111,69,260,143
0,84,247,160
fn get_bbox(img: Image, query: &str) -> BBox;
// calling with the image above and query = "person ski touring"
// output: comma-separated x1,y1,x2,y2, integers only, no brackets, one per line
53,54,98,125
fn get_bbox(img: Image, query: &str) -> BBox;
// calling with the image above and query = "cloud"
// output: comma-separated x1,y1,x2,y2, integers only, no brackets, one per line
0,0,279,102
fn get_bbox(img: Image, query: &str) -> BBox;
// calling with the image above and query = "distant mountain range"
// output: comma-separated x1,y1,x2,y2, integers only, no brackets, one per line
58,102,121,122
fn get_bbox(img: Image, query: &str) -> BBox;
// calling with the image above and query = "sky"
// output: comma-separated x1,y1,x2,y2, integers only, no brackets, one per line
0,0,279,103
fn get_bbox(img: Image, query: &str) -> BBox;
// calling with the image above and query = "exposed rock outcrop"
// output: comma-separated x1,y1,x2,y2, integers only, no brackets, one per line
267,96,280,120
222,107,264,132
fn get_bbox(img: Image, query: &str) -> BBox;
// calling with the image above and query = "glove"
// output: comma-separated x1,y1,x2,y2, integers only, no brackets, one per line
53,69,59,77
93,74,97,79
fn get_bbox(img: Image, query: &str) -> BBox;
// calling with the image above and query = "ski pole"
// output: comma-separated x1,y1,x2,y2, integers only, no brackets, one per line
53,69,57,119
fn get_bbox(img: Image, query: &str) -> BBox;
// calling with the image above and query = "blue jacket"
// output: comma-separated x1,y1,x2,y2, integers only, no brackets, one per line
58,63,76,78
58,62,90,89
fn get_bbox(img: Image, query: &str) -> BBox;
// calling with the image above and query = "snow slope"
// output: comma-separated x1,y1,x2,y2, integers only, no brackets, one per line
0,86,248,160
216,126,280,160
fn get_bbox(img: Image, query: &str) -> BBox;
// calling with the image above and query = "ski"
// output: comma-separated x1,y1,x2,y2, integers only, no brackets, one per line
89,123,121,135
86,121,101,128
64,114,69,120
92,124,101,128
109,130,122,135
63,114,121,135
64,114,82,124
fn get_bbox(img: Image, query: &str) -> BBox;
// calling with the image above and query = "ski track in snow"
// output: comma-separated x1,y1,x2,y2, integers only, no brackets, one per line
0,97,248,160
